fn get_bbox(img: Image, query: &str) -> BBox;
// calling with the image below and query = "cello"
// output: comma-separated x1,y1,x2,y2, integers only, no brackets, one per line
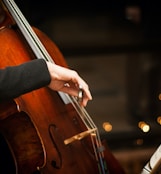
0,0,125,173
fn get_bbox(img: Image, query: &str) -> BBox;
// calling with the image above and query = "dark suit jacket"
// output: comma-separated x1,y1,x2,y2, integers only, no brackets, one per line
0,59,50,101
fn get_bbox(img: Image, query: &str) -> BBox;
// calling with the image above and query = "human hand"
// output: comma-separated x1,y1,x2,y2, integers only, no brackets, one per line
46,62,92,107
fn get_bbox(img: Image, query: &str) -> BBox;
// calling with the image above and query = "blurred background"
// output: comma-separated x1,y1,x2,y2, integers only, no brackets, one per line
15,0,161,173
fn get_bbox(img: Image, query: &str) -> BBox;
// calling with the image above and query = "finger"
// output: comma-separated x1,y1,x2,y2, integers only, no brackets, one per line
77,85,84,104
65,80,92,101
67,71,92,98
71,80,92,100
60,85,92,107
82,97,88,107
60,85,79,98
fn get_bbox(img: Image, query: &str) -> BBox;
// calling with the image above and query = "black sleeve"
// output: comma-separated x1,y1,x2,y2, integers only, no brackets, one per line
0,59,51,101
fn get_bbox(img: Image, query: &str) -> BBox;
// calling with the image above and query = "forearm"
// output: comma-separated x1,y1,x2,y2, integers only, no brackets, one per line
0,59,51,101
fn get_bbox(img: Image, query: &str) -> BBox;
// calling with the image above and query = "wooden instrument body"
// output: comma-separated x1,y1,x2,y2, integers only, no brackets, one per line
0,1,125,174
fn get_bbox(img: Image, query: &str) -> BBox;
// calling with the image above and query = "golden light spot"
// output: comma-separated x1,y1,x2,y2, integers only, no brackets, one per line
138,121,150,132
158,94,161,100
103,122,112,132
157,116,161,125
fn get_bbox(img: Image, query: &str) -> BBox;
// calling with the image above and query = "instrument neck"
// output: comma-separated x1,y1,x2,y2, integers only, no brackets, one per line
2,0,52,62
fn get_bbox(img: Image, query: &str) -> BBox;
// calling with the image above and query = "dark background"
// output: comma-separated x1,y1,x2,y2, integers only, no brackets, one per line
17,0,161,172
2,0,161,173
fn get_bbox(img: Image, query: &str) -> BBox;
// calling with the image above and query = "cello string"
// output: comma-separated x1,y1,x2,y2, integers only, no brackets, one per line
66,95,107,174
3,0,54,62
73,97,107,174
61,89,106,172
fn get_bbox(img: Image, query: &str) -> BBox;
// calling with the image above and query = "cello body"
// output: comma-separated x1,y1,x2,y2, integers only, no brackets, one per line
0,1,125,174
